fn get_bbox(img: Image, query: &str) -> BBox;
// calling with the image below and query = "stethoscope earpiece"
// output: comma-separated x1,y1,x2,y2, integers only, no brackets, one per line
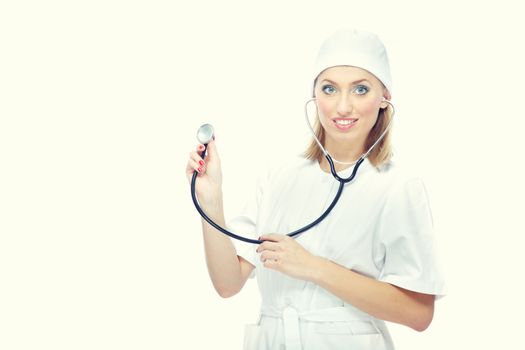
191,98,394,244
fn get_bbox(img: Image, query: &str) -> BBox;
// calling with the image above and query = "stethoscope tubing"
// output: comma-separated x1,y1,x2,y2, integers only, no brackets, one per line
191,98,394,244
190,144,364,244
304,98,394,165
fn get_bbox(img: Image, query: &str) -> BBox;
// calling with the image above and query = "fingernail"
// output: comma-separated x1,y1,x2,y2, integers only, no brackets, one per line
199,160,205,166
198,167,203,172
199,145,204,150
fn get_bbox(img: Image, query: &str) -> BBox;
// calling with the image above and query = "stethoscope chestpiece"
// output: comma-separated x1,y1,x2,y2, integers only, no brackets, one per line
190,122,365,245
196,123,215,145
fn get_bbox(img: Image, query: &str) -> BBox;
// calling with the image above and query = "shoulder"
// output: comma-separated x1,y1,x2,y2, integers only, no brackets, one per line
254,155,315,191
369,159,428,197
365,160,435,230
265,155,314,179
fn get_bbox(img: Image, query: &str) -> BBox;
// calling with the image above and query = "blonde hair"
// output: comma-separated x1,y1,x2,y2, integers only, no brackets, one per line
302,103,394,169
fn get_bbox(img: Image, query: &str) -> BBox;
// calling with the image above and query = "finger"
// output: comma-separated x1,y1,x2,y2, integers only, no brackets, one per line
195,144,208,159
260,233,286,242
205,140,219,160
256,241,282,253
187,158,204,174
260,250,280,262
263,259,280,269
189,151,206,167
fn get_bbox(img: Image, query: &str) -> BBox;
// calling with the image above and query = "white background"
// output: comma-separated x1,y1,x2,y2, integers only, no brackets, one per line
1,1,524,349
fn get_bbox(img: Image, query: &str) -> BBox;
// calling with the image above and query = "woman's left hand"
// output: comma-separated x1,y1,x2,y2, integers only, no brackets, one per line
256,234,323,281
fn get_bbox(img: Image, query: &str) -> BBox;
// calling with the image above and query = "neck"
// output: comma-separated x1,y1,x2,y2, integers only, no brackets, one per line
318,140,365,173
326,137,365,162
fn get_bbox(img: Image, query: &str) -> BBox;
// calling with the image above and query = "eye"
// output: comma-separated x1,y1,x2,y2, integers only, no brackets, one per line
353,85,369,95
321,84,337,95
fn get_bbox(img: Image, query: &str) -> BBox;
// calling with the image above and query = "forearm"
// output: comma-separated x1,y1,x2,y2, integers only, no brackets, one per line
200,195,245,297
310,257,434,331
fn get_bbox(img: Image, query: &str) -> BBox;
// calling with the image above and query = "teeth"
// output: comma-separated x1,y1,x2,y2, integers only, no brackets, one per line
335,119,356,125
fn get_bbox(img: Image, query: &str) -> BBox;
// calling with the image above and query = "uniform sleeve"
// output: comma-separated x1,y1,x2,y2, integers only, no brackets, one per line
225,171,269,278
374,177,446,298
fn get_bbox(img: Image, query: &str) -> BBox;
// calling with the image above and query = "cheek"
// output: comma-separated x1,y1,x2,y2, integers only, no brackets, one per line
356,99,381,125
358,99,380,116
316,99,332,120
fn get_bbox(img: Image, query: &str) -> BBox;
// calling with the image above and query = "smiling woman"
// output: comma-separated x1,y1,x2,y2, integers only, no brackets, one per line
308,66,394,173
186,28,445,350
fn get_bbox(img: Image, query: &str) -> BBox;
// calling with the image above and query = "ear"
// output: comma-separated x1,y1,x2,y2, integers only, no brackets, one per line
380,89,391,109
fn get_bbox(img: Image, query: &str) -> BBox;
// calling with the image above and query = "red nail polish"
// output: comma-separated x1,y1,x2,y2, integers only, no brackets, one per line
198,167,203,172
199,160,204,166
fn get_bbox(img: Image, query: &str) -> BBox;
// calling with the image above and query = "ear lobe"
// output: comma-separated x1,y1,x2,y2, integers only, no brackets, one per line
380,91,391,109
381,89,392,107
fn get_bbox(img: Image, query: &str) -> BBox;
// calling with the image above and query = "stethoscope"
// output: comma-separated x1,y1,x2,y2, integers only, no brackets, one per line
190,98,395,244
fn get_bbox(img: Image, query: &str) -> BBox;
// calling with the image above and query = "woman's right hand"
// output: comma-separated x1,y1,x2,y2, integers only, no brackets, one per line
186,139,223,205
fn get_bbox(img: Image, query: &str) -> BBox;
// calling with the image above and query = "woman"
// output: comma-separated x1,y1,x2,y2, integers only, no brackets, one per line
186,29,445,350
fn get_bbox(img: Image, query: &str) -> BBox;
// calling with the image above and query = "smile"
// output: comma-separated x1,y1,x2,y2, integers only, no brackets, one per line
333,118,357,130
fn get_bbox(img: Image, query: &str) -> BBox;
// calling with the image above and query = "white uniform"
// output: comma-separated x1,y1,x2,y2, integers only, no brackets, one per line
228,156,446,350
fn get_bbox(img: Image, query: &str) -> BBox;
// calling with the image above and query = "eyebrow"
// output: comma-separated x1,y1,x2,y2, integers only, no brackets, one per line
321,78,370,85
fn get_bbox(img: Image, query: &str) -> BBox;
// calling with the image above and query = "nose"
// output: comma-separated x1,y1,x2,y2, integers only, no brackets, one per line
336,93,353,116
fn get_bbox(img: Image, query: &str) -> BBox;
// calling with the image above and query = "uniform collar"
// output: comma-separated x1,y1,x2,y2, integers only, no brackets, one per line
315,156,374,178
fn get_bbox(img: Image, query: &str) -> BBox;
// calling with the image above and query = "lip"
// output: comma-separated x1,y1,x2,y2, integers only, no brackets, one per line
332,118,358,131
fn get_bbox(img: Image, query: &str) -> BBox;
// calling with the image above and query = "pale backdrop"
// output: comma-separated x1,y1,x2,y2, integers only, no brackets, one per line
1,0,524,349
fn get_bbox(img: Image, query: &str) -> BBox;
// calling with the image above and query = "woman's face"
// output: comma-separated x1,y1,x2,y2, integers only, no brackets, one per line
314,65,389,154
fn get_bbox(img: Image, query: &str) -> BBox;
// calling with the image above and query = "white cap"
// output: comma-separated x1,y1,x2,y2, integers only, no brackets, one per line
313,29,392,97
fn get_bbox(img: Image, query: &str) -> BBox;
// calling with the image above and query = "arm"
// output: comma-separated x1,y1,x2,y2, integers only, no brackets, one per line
200,194,255,298
258,234,434,331
187,141,254,298
310,256,434,331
